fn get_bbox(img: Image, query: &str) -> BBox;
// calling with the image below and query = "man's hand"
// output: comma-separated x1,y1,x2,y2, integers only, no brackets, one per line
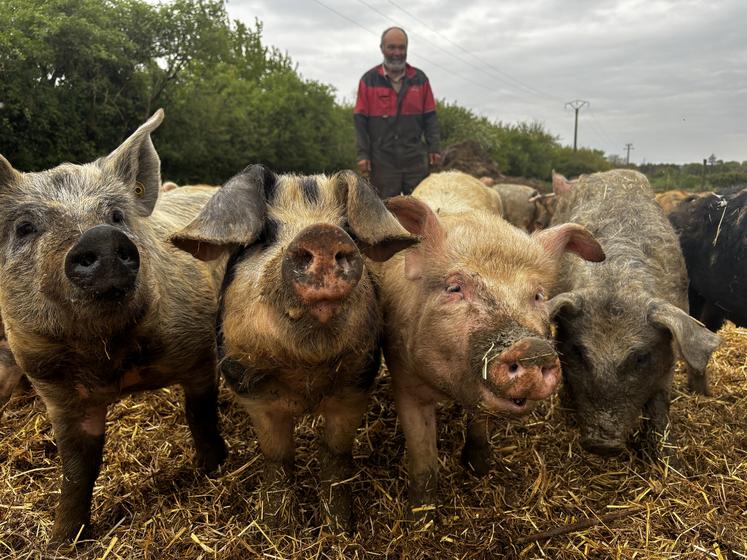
428,153,442,166
357,159,372,174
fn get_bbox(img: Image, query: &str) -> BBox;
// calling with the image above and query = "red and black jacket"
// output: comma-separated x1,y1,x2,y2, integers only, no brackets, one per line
354,63,440,171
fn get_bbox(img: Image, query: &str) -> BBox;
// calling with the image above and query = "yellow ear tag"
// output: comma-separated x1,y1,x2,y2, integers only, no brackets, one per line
134,181,145,198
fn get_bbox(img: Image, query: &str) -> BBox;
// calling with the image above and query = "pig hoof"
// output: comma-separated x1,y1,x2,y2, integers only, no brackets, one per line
460,443,491,476
687,377,711,396
260,490,298,530
323,489,354,534
195,438,228,473
49,521,89,546
324,506,354,534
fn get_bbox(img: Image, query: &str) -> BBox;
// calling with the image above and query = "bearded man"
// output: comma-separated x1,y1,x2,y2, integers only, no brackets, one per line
354,26,441,197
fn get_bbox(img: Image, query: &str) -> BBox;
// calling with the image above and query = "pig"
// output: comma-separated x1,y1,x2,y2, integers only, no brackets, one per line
548,170,720,460
418,171,503,216
161,182,219,193
668,187,747,331
0,110,227,544
655,189,710,216
170,165,418,531
375,171,605,520
492,182,556,232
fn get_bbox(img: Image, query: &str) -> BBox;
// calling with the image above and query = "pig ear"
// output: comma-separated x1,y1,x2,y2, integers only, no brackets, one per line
385,196,446,280
647,300,721,373
546,291,584,319
533,222,605,263
100,109,164,217
552,170,573,196
171,164,274,261
0,155,22,188
337,171,419,262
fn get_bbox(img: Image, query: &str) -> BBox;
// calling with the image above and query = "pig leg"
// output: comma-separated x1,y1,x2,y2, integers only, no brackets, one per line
318,390,368,532
0,340,27,407
685,362,711,396
182,378,227,473
640,389,679,466
244,399,297,526
45,402,107,544
394,388,438,522
461,412,491,476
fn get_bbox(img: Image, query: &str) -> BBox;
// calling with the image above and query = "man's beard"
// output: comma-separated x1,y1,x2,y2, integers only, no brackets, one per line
383,55,406,73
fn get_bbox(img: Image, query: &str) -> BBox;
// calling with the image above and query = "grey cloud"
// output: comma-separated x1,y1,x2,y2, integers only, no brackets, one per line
228,0,746,163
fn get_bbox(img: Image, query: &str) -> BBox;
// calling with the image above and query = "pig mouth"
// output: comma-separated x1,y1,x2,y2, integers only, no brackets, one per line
286,299,345,325
308,299,343,323
477,381,534,414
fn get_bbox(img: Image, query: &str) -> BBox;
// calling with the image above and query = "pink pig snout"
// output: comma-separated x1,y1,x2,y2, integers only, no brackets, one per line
489,337,561,401
281,224,363,323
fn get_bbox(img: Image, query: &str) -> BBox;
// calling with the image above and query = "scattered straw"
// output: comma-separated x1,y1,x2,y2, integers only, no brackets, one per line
1,324,746,559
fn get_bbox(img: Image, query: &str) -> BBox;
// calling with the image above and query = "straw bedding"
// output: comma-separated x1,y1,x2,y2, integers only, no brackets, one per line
1,324,745,559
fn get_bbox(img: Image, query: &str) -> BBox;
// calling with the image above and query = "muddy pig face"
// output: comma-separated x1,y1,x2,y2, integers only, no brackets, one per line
549,290,720,455
171,166,417,358
0,111,165,339
385,197,605,415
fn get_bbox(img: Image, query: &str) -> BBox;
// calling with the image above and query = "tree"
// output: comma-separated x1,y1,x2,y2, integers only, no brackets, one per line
0,0,358,182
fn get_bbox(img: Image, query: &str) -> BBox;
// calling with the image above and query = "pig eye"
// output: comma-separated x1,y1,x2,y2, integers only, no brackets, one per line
15,221,37,238
445,284,461,293
534,290,545,302
634,352,651,369
111,209,125,224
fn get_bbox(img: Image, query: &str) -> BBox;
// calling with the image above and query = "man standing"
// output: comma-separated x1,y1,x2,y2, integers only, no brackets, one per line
354,27,441,197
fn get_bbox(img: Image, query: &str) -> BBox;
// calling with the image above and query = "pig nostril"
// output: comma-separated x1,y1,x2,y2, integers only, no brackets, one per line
335,251,355,270
77,252,97,268
297,249,314,269
116,249,133,264
541,363,559,377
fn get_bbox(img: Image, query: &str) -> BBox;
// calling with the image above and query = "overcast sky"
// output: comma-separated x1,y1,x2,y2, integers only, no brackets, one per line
225,0,746,165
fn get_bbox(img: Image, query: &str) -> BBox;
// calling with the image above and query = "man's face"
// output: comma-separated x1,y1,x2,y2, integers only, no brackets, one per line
381,29,407,72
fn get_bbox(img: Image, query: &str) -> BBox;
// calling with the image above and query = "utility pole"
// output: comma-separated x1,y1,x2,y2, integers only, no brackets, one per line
565,99,589,151
702,158,707,189
624,143,634,166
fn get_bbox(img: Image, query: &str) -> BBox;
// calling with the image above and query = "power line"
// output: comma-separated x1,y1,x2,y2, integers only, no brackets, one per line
356,0,519,96
308,0,378,38
587,106,619,149
386,0,561,102
310,0,495,93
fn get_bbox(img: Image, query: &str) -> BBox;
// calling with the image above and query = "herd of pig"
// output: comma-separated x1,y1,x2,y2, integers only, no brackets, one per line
0,111,744,546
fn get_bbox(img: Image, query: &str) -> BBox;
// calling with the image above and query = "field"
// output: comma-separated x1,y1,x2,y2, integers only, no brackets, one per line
1,325,745,559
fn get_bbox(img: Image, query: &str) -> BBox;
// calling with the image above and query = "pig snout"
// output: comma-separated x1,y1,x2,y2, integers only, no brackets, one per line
579,414,627,456
281,224,363,323
489,337,561,404
64,225,140,299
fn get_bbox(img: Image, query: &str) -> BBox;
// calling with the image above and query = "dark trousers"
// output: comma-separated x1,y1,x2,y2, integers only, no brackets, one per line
369,164,429,198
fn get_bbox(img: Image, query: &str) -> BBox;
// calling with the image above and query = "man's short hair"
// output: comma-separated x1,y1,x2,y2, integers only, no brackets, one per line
380,26,408,47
